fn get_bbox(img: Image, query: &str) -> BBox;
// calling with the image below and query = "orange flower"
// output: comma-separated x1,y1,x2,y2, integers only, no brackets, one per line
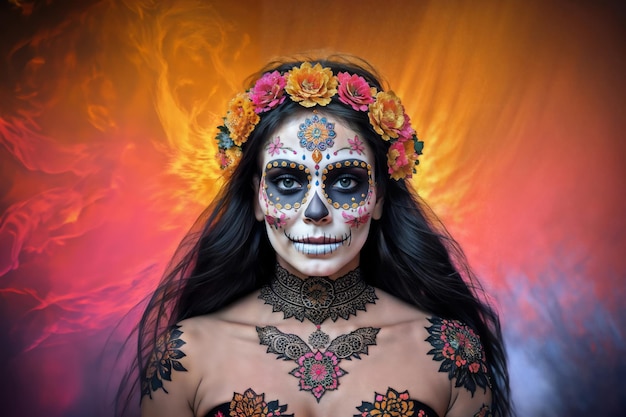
230,388,268,417
225,92,260,146
371,388,415,417
225,146,242,167
387,140,418,180
285,62,338,107
368,91,406,141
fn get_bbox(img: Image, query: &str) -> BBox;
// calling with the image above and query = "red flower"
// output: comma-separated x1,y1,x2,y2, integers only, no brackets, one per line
347,135,365,154
469,362,481,373
265,213,287,229
342,207,371,229
337,72,375,111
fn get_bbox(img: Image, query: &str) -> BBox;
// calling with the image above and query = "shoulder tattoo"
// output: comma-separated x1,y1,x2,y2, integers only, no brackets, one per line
424,317,492,395
141,324,188,398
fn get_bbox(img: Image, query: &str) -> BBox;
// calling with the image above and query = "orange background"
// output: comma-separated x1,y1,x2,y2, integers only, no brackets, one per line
1,1,625,416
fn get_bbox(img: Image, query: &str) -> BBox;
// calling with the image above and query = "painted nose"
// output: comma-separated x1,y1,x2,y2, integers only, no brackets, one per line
304,192,330,222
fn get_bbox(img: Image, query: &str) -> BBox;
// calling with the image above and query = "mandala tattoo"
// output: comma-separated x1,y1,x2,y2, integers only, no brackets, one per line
141,325,188,398
259,264,377,325
355,387,438,417
425,317,491,395
257,325,380,401
308,326,330,349
207,388,293,417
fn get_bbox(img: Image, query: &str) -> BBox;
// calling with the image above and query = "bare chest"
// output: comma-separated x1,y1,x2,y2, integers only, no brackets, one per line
193,322,448,417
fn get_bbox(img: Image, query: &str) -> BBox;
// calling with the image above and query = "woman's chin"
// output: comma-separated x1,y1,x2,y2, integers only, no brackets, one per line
276,254,359,279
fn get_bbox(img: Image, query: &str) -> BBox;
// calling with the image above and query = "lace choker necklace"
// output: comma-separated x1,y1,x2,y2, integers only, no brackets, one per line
258,264,377,325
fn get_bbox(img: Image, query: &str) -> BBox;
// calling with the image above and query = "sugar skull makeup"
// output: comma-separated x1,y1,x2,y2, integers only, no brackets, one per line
255,111,383,278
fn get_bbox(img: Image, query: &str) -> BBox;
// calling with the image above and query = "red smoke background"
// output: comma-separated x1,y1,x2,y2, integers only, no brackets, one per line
1,1,624,416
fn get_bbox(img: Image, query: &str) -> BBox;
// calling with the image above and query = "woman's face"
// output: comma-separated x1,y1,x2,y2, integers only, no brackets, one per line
254,111,383,278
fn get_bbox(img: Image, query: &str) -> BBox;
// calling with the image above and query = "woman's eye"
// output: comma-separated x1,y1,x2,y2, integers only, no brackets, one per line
276,176,301,192
333,176,358,190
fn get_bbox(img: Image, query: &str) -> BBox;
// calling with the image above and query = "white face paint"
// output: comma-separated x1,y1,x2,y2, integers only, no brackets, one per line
255,111,383,279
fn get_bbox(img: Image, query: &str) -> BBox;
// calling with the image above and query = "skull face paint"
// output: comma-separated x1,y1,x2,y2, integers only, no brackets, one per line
255,111,383,279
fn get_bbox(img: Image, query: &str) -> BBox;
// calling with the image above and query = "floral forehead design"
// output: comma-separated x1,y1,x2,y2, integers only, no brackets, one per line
215,62,424,180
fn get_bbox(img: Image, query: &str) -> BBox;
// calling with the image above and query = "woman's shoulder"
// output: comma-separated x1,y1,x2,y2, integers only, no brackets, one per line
140,311,254,416
371,289,494,415
139,321,202,416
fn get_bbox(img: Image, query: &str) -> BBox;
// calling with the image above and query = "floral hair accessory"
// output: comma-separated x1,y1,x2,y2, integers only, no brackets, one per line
215,62,424,180
336,72,376,111
285,62,338,107
250,71,286,113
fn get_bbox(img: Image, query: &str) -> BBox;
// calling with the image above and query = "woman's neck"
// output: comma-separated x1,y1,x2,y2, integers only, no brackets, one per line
258,263,378,325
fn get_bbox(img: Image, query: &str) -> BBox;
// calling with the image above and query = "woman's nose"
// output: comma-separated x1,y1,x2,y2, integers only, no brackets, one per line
303,192,330,223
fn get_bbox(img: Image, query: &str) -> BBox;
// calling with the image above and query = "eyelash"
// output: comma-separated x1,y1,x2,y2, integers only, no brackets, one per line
273,174,302,193
267,170,365,195
331,174,361,191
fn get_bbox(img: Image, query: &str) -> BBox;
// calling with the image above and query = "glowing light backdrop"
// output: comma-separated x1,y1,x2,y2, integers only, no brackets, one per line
1,1,624,416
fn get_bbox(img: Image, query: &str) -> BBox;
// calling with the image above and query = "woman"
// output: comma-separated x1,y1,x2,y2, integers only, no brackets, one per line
119,55,512,417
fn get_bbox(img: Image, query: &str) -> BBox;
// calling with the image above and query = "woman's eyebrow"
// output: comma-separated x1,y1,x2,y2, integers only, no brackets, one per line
323,160,371,175
264,159,309,171
325,159,370,168
265,164,304,171
325,165,369,172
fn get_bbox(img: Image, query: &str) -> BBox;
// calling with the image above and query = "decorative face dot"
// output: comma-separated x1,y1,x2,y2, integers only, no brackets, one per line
257,112,379,278
262,158,372,212
321,159,372,209
263,159,310,208
297,114,337,164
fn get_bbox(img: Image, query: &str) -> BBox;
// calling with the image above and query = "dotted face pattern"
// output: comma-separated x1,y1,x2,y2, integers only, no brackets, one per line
262,159,373,211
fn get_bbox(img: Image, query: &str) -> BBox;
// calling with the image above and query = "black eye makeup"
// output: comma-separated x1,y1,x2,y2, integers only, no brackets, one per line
263,159,372,211
263,160,311,210
322,160,372,209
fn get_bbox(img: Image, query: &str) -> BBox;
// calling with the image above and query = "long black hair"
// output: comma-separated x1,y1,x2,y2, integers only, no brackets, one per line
117,54,512,416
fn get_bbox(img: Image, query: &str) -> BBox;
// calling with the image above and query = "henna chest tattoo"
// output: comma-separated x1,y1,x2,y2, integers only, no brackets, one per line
257,325,380,402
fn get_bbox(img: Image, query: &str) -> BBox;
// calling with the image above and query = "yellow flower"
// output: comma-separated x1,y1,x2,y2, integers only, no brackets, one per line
368,91,406,141
225,92,260,146
285,62,338,107
225,146,242,166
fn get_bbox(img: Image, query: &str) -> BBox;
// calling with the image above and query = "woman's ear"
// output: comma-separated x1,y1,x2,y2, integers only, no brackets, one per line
372,183,384,220
373,195,384,220
253,175,264,222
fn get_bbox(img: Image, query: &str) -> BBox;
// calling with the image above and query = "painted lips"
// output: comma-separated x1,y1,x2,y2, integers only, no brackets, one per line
285,232,352,255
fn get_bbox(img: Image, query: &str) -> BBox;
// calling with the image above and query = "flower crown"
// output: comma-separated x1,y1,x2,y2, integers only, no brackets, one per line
215,62,424,180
